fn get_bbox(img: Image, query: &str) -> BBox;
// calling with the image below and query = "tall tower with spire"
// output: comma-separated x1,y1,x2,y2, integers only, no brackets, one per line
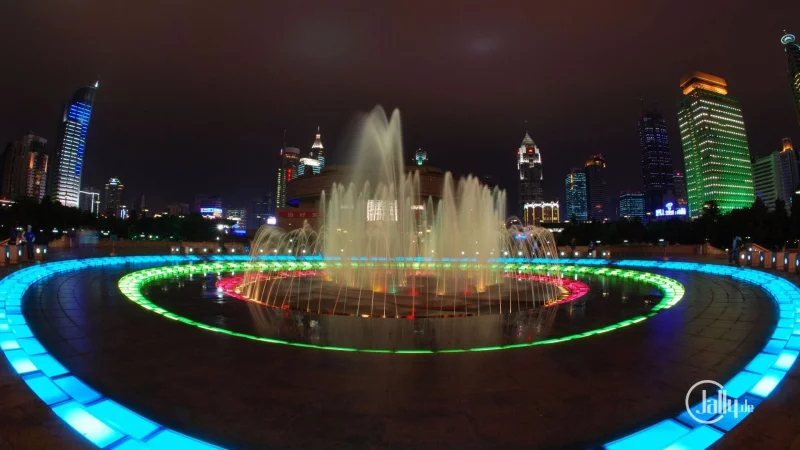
517,122,544,221
312,126,324,174
781,32,800,127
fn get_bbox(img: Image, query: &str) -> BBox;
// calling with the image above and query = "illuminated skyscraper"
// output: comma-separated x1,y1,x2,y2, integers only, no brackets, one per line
564,168,587,222
312,127,324,174
0,134,48,201
779,138,799,205
49,81,98,208
276,146,300,210
104,177,124,217
619,192,645,220
638,111,674,213
677,72,754,217
673,171,687,206
415,148,427,166
584,154,608,221
781,32,800,126
79,187,101,216
517,129,543,219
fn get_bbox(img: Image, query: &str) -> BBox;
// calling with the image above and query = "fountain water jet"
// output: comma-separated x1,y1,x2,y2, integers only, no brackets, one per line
245,106,562,319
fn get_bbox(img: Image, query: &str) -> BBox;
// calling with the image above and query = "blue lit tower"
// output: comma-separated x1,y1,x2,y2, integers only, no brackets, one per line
638,111,675,214
564,168,588,221
312,126,324,174
49,81,98,207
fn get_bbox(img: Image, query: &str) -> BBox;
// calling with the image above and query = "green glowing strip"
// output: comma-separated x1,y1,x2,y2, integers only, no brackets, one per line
117,262,685,354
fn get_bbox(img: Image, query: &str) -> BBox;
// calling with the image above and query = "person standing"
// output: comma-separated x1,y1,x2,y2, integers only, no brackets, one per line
23,225,35,261
730,235,742,265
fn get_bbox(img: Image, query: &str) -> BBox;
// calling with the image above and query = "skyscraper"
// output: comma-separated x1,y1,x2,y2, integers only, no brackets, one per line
638,111,675,213
677,72,754,217
415,148,428,166
779,138,799,204
781,32,800,126
312,127,324,175
619,192,646,220
752,153,781,210
517,130,544,219
49,82,98,208
276,147,300,210
564,168,588,222
673,171,688,206
584,154,608,221
79,188,101,216
104,177,124,217
0,134,49,202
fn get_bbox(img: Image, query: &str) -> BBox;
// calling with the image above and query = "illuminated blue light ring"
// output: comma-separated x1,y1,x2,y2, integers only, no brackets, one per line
604,260,800,450
0,256,795,450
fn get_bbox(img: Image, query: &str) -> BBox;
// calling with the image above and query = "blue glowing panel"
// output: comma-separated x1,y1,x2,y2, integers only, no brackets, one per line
24,374,69,405
605,420,689,450
711,395,761,431
723,371,761,399
676,402,720,428
785,336,800,351
54,376,102,404
748,369,787,398
662,425,723,450
772,327,793,340
744,353,778,374
4,349,37,374
17,338,47,355
52,401,123,448
773,350,799,371
112,440,150,450
145,430,223,449
30,354,69,377
87,400,159,440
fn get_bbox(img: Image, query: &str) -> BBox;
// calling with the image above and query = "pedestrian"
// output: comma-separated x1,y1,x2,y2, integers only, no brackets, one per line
587,241,595,258
23,225,36,261
569,238,577,255
730,235,742,265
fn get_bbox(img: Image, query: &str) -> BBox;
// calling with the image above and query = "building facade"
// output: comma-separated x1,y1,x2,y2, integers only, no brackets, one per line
194,195,223,219
312,127,324,175
779,138,799,206
104,177,124,217
79,188,101,216
638,112,675,214
564,168,588,222
49,82,98,208
276,147,300,210
673,171,688,206
517,131,544,220
752,153,782,210
782,33,800,126
0,134,49,201
584,154,608,221
523,201,559,225
619,192,646,220
677,72,754,217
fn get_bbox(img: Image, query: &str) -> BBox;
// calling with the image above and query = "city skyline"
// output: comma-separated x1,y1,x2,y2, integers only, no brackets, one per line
1,3,799,213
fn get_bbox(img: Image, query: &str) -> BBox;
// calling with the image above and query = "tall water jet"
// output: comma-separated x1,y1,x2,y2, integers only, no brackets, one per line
246,106,562,319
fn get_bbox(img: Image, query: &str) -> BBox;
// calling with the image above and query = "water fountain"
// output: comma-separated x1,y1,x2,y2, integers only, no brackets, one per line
243,107,563,322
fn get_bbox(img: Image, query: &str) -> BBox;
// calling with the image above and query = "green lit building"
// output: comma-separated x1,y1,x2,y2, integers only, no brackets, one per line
677,72,754,218
781,33,800,126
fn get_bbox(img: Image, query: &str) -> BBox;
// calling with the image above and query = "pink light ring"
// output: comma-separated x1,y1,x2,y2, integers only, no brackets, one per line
218,272,590,308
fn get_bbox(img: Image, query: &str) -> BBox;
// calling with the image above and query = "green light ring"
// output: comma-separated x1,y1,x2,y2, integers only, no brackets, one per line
118,262,685,353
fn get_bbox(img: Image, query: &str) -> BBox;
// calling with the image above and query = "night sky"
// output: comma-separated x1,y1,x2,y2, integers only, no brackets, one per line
2,1,800,213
